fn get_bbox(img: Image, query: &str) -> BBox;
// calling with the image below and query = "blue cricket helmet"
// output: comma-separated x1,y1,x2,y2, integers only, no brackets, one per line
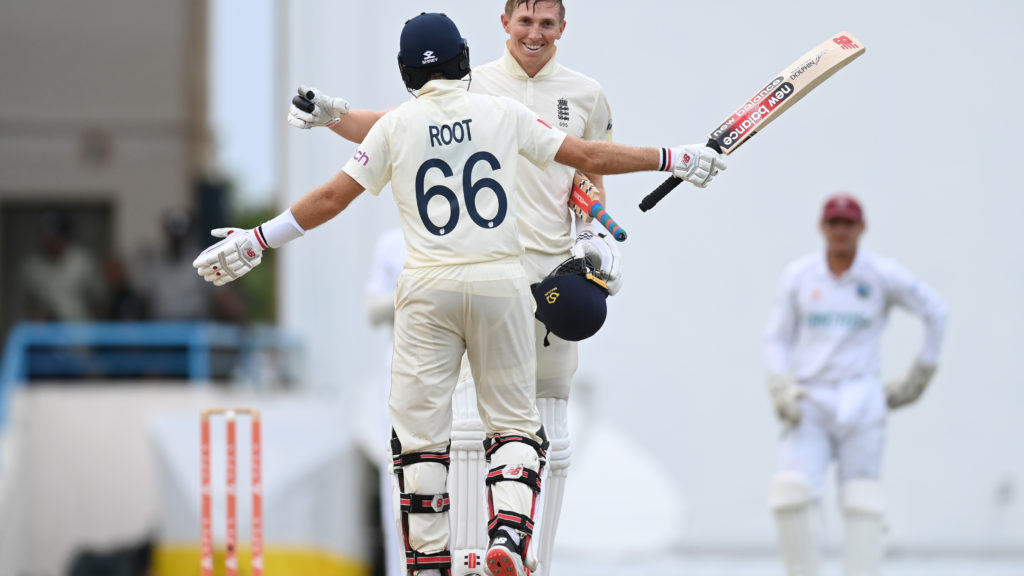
397,12,471,90
532,257,610,343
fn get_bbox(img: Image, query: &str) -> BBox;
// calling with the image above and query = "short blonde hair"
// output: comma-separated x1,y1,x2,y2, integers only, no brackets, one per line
504,0,565,22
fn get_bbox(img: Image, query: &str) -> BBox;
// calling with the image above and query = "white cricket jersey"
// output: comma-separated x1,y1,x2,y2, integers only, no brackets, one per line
765,250,947,383
343,79,567,271
471,45,613,257
365,227,405,300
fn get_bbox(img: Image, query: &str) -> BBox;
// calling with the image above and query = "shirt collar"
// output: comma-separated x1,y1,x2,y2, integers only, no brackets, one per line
821,249,864,281
416,78,470,98
500,41,559,80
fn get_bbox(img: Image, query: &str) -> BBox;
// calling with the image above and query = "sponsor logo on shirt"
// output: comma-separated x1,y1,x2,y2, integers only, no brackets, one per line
856,282,871,299
806,312,870,329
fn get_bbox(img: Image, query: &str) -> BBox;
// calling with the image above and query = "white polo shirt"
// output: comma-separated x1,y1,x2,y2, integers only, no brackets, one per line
471,45,613,257
765,250,948,384
343,79,567,271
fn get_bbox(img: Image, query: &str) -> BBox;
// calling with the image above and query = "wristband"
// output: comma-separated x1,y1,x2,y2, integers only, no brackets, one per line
257,209,306,249
658,147,674,171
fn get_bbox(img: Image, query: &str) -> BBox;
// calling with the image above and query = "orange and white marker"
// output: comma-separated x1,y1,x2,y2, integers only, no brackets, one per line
201,408,263,576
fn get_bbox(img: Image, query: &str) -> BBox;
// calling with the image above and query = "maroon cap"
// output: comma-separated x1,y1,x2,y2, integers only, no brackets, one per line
822,194,863,222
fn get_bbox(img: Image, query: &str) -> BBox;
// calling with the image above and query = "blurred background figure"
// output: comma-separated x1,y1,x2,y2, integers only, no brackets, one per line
145,208,214,321
102,255,147,321
20,210,106,322
145,207,246,323
363,225,405,576
763,193,948,576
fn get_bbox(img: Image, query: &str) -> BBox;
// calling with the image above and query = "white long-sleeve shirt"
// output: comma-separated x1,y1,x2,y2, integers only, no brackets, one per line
471,45,613,258
765,250,948,384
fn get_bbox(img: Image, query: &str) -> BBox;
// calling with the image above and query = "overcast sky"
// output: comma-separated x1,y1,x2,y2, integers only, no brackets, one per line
209,0,275,206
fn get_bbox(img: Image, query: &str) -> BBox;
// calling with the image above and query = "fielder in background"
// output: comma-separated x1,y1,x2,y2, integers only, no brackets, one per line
365,226,406,576
198,12,721,576
286,3,725,574
763,194,948,576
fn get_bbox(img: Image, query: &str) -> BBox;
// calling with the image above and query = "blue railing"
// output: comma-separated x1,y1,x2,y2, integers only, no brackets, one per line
0,322,302,432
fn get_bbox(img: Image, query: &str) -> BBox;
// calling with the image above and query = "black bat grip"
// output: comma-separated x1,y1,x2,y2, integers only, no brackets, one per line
638,139,723,212
292,94,315,114
638,176,682,212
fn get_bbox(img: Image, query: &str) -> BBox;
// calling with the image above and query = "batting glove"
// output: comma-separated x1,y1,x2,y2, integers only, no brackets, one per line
571,221,623,296
885,362,937,410
287,85,350,129
666,144,727,188
767,373,805,427
192,227,265,286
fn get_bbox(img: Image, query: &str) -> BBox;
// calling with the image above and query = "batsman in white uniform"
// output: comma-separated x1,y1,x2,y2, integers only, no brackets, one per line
200,12,722,576
286,3,727,575
764,194,948,576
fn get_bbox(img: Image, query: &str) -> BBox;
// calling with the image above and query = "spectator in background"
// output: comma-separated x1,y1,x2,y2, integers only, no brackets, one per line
145,208,211,320
144,208,246,323
103,255,147,320
20,210,105,322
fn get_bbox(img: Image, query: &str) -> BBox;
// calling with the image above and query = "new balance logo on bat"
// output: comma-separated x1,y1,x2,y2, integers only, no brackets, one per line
834,35,859,50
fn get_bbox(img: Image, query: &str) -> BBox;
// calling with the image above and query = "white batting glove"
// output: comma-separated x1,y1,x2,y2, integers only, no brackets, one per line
666,144,727,188
767,373,805,427
571,222,622,296
192,227,265,286
287,85,350,129
885,362,937,410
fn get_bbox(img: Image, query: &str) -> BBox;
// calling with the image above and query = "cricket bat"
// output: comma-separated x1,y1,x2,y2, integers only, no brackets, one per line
570,173,627,241
639,32,866,212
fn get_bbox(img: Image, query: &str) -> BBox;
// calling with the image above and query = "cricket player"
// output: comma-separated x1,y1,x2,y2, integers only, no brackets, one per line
286,3,726,574
198,12,722,576
764,194,948,576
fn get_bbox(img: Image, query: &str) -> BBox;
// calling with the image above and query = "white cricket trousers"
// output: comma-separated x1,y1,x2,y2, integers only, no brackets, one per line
389,260,543,556
777,377,887,494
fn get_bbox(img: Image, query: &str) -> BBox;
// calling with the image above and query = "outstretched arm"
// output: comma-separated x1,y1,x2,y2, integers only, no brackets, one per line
554,137,658,175
193,169,365,286
290,169,366,230
288,85,389,143
555,137,725,187
328,109,388,144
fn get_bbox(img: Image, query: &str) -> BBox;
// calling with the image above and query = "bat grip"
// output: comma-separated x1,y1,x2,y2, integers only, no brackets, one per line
292,94,315,114
638,176,682,212
589,201,627,242
638,138,723,212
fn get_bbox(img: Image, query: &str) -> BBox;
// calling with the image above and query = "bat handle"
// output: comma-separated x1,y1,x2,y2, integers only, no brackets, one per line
638,176,682,212
638,138,724,212
589,201,627,242
291,94,315,114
